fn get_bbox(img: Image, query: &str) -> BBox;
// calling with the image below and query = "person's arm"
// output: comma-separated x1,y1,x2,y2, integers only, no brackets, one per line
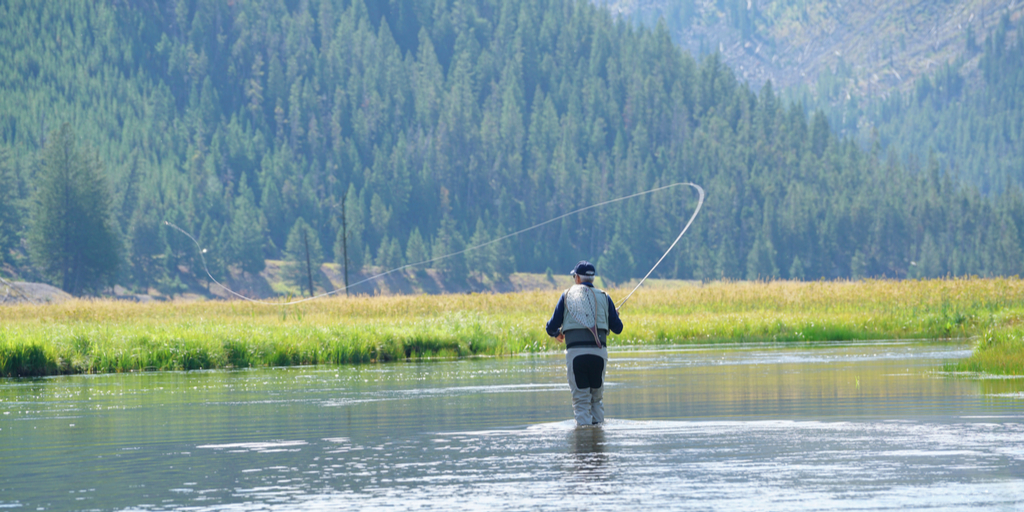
607,295,623,334
545,293,567,340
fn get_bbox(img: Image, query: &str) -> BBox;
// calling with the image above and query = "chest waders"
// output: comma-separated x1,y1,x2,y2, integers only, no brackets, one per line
563,285,609,426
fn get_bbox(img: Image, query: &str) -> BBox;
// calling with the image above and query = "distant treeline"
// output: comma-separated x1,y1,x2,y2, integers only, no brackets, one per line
1,0,1022,296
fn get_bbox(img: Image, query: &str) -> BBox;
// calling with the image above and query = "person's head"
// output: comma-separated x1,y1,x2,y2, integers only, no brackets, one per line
570,261,596,284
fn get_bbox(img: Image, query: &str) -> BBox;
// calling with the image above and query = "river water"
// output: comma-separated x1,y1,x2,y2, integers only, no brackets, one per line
1,341,1022,511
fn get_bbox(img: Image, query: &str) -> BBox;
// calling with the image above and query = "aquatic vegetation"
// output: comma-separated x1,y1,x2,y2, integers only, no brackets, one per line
948,325,1024,375
2,278,1023,376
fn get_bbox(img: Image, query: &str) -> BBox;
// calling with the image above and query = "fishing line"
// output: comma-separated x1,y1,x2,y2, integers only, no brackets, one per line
165,181,704,307
615,182,704,310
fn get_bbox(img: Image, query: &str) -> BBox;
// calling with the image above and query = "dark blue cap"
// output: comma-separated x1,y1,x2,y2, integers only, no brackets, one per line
570,260,596,277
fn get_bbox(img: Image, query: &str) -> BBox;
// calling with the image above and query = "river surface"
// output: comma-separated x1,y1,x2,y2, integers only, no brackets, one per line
1,340,1022,511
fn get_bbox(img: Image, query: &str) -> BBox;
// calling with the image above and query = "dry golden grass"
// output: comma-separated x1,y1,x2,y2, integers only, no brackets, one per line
3,278,1023,376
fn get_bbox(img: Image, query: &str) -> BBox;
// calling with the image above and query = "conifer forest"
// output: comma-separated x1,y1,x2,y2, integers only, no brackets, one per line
1,0,1023,296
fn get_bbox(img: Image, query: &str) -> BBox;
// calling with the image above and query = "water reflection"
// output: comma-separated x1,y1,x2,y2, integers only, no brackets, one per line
568,426,607,478
0,341,1022,511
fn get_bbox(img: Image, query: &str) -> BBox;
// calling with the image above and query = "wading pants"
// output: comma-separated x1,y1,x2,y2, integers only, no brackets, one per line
566,347,608,426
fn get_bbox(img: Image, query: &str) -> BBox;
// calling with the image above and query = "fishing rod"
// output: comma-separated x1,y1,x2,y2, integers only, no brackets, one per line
165,181,704,306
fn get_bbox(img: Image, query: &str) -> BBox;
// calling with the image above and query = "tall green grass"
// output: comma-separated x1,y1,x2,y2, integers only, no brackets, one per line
947,326,1024,375
2,278,1023,377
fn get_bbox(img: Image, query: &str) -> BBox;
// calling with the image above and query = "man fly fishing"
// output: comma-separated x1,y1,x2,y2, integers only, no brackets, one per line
546,261,623,427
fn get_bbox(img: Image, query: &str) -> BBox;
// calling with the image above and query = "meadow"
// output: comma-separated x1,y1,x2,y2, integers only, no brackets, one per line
2,278,1023,377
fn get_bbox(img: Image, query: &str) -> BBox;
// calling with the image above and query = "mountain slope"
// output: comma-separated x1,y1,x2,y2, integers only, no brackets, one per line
1,0,1022,295
605,0,1022,96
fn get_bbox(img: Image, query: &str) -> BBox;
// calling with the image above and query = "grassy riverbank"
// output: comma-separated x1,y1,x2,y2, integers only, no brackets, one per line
947,327,1024,375
3,278,1023,377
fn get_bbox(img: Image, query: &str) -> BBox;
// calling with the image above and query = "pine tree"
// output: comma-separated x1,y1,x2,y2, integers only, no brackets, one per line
27,124,119,294
466,217,495,278
405,227,429,270
127,193,167,292
492,223,516,281
283,217,323,297
915,232,943,278
745,234,779,280
598,234,635,286
334,184,364,280
0,148,20,268
992,214,1023,276
156,242,188,298
788,256,805,281
229,176,266,276
369,193,392,245
850,250,867,279
375,235,403,270
432,214,467,282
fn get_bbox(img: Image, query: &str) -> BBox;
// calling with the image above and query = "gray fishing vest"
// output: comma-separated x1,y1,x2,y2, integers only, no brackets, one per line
561,284,610,332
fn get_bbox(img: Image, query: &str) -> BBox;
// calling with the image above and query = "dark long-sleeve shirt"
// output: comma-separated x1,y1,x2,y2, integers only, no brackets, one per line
545,282,623,338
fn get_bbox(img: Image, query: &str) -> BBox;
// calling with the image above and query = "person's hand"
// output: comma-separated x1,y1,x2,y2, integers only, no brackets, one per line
556,333,565,343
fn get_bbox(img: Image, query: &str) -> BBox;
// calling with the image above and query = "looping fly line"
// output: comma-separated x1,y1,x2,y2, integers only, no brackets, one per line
165,182,704,309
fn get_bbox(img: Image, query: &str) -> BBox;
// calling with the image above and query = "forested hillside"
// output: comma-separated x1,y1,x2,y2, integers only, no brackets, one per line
806,15,1024,196
1,0,1022,297
611,1,1024,194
